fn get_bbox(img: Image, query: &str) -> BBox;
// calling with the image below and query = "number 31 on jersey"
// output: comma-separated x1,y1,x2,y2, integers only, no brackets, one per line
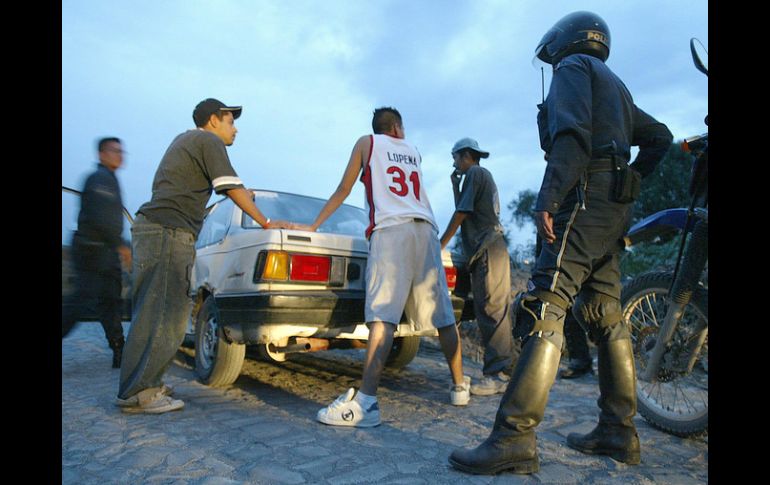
386,166,421,201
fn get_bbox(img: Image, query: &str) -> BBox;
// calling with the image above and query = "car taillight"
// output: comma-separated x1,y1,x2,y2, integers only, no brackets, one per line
262,251,290,280
444,266,457,291
290,254,330,282
257,250,331,283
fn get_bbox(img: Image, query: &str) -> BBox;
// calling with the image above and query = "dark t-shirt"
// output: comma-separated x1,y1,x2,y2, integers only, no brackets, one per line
137,129,244,236
455,165,504,259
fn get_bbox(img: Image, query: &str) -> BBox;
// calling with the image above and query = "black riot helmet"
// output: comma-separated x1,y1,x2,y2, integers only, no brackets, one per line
535,11,610,65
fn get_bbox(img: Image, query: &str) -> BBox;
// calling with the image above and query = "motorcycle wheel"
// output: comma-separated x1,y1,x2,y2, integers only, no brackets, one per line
621,271,708,438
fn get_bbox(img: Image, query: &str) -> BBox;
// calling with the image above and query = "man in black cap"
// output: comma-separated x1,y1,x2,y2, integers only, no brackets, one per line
439,137,519,397
116,98,292,414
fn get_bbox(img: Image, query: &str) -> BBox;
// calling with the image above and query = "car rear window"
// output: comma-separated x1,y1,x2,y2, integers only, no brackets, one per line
242,191,369,237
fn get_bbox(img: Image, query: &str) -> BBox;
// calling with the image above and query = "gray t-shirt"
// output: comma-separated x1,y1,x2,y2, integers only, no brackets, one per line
137,129,244,236
456,165,504,260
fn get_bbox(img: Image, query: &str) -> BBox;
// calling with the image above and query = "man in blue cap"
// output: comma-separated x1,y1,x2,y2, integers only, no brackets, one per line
440,137,519,396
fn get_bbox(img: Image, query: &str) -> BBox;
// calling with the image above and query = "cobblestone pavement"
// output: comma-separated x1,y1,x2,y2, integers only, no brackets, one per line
62,322,707,484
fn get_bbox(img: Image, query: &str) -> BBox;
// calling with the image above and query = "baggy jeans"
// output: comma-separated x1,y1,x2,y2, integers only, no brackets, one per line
118,214,195,400
470,236,518,376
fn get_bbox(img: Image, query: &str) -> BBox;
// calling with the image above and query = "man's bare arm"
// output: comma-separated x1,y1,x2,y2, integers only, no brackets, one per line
304,135,369,232
439,211,468,250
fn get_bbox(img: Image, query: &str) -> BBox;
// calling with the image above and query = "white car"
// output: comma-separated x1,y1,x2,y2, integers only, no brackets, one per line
187,189,468,386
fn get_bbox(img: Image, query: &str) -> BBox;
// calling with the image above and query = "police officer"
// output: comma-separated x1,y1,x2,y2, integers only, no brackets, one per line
62,137,131,368
449,11,673,474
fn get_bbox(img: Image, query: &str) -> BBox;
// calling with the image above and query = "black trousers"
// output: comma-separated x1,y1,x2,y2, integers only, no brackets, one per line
530,171,633,341
62,237,124,347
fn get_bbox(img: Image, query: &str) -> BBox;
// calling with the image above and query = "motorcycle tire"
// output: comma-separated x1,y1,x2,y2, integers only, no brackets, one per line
621,271,708,438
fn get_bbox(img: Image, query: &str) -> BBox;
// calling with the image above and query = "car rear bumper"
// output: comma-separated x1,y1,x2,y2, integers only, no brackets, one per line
215,290,466,338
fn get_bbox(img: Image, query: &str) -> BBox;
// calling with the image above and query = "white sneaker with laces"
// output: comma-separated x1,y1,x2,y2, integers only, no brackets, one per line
316,388,381,427
450,375,471,406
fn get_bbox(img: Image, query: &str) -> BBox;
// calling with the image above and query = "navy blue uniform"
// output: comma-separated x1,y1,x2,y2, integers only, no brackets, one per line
62,164,126,351
530,53,672,323
447,17,670,473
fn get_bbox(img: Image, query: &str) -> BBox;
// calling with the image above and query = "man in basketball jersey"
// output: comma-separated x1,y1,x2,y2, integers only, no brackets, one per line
301,107,471,427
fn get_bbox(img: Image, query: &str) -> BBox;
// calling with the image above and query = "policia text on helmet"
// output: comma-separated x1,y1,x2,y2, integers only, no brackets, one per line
535,11,610,65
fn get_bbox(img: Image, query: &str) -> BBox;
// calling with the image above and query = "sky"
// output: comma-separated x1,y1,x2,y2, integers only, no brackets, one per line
62,0,708,251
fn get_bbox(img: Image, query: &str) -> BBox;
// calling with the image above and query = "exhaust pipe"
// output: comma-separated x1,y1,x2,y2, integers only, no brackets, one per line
269,338,332,354
268,337,369,354
269,342,311,354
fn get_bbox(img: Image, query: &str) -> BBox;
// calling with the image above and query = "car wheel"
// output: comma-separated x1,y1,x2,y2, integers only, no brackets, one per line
385,336,421,369
194,295,245,386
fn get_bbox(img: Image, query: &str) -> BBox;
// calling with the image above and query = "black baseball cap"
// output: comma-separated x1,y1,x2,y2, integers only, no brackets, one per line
192,98,242,127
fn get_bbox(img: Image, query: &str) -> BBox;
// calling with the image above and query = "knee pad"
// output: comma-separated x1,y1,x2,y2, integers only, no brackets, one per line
512,292,565,349
573,292,629,342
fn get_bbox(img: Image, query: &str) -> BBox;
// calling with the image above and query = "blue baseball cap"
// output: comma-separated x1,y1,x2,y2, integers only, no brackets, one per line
451,137,489,158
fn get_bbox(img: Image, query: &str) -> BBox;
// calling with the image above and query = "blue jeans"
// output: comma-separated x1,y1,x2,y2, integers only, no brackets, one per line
117,214,195,399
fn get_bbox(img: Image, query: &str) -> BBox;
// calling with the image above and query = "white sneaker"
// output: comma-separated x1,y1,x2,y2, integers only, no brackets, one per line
470,372,511,396
115,384,174,408
316,388,381,427
119,388,184,414
450,375,471,406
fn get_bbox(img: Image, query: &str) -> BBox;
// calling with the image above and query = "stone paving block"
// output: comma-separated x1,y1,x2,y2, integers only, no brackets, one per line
166,449,206,468
195,477,245,485
327,463,394,485
199,455,236,475
536,462,583,484
248,463,306,484
292,445,330,459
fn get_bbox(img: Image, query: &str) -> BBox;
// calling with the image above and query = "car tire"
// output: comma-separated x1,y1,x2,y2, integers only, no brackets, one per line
194,295,245,386
385,336,421,369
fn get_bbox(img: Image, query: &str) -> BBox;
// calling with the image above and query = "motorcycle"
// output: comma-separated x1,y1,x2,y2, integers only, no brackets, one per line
620,38,708,438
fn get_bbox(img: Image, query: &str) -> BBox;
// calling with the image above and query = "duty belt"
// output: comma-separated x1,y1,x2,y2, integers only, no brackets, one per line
586,157,618,173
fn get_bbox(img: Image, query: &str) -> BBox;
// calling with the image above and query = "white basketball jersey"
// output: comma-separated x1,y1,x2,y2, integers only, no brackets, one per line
360,134,437,238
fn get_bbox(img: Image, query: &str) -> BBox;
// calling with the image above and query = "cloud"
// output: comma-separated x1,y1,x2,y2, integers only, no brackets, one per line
63,0,708,249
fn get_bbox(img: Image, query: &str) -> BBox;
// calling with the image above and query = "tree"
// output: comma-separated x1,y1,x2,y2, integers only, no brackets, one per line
630,144,693,224
507,189,538,261
508,189,538,230
620,143,694,277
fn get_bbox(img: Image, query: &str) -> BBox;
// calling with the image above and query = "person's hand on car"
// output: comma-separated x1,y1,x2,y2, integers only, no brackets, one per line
266,219,294,229
289,223,316,232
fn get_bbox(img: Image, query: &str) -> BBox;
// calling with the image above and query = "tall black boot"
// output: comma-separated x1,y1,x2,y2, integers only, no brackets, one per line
566,338,640,464
449,336,562,474
109,336,125,369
